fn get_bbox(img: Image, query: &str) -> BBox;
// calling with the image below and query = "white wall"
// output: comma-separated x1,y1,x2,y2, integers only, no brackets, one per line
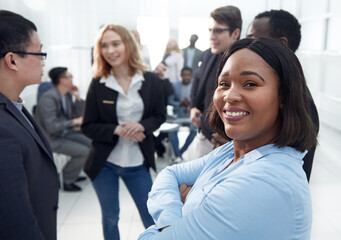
1,0,341,151
0,0,268,111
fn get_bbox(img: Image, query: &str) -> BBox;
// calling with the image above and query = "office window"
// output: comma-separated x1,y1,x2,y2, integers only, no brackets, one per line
178,17,210,51
137,16,169,69
300,20,326,51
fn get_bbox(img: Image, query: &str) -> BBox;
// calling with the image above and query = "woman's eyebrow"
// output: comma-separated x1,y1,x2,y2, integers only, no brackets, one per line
219,71,229,77
240,71,264,82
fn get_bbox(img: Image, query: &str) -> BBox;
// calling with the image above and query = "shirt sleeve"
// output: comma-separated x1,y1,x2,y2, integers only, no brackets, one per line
139,167,306,240
38,95,73,134
147,156,208,229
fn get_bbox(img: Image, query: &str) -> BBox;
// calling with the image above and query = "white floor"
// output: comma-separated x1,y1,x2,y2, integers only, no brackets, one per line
57,126,341,240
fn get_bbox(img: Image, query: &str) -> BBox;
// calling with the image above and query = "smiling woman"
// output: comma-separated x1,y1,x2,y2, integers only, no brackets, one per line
138,37,316,240
209,37,316,153
81,24,166,240
213,48,281,150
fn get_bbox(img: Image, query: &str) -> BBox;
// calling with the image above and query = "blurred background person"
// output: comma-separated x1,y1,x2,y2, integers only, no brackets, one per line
190,6,242,158
168,67,197,163
162,38,184,83
35,67,90,192
81,24,166,240
131,29,152,70
182,34,203,74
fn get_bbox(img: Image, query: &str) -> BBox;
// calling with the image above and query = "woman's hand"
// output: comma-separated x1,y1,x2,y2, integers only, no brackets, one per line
114,121,146,142
179,183,193,204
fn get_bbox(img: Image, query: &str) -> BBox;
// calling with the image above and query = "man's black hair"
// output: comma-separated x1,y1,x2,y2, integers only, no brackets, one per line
49,67,68,86
181,66,193,74
255,9,301,52
0,10,37,58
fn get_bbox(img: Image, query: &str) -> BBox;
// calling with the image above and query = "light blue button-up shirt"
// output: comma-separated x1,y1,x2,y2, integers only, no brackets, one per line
139,142,312,240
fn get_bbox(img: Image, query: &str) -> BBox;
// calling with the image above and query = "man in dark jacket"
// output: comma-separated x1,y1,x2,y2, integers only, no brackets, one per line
0,10,59,240
190,6,242,157
246,9,319,181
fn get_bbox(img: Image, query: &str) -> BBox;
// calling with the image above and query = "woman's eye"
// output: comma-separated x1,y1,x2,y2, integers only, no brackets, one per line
101,44,108,49
245,82,257,87
219,82,229,87
113,42,120,47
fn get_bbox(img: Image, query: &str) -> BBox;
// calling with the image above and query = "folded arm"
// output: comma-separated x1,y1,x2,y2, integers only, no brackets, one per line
147,156,207,229
139,167,301,239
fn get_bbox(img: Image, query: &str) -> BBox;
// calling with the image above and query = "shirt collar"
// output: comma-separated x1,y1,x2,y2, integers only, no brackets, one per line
240,143,307,164
11,97,25,111
99,71,145,94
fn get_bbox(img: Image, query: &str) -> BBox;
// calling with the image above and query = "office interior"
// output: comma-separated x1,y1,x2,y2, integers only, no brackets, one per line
1,0,341,239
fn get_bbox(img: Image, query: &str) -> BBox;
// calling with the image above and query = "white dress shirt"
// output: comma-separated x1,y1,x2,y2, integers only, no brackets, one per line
100,72,145,167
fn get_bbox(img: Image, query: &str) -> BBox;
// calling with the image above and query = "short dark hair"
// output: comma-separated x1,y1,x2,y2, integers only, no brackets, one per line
208,38,317,152
49,67,68,85
181,66,193,74
211,6,242,39
0,10,37,59
255,9,301,52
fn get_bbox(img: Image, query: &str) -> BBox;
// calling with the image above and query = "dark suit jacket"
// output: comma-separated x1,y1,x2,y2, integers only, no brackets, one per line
0,92,59,240
81,72,166,180
190,48,222,140
182,47,203,73
35,87,85,148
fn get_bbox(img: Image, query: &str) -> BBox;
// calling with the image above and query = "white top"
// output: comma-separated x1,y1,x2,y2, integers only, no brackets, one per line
164,51,184,83
140,45,152,70
12,98,34,128
100,73,145,167
185,48,195,67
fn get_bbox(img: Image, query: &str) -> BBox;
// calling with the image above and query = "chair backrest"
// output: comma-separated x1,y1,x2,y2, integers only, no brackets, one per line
37,82,53,102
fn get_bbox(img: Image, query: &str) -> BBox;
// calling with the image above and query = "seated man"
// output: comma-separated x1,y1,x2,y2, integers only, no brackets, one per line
35,67,91,191
168,67,197,163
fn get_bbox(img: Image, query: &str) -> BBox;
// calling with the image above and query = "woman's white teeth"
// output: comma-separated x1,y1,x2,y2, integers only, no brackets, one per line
227,112,247,117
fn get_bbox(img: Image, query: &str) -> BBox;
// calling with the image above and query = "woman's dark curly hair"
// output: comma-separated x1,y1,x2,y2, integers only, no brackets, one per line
208,37,317,152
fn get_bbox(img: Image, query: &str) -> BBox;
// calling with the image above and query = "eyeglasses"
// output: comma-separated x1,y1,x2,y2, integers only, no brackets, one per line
209,28,230,35
62,74,73,79
0,51,47,60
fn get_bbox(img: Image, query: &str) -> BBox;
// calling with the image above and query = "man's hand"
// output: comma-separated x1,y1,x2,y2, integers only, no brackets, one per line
179,183,193,204
72,116,83,126
180,98,190,107
70,85,81,100
154,62,168,79
190,107,202,128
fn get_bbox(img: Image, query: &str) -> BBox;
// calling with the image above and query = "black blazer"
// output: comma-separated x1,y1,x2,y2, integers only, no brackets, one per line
190,48,222,140
81,72,166,180
0,92,59,240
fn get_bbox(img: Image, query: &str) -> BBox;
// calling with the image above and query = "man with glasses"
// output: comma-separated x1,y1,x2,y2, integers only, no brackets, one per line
190,6,242,157
35,67,91,192
0,10,58,240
